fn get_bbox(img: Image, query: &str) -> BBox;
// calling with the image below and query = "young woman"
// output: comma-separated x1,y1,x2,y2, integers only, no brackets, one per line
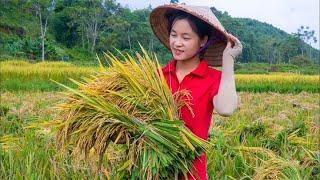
150,4,243,180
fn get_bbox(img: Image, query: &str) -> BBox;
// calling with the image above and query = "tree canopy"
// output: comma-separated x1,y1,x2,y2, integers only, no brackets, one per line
0,0,318,65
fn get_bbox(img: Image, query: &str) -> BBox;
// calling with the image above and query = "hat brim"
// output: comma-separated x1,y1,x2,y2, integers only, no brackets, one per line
150,4,228,67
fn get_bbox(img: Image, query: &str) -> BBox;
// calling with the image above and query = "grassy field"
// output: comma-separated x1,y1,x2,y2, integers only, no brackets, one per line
0,91,319,179
1,60,319,93
0,60,96,91
1,60,319,179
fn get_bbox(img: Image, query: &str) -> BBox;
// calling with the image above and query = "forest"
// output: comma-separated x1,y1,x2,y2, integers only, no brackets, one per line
0,0,319,66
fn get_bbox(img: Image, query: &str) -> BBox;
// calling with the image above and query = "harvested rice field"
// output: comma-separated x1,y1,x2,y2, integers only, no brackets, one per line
1,91,319,179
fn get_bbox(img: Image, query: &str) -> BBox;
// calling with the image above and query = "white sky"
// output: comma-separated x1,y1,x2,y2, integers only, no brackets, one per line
116,0,320,49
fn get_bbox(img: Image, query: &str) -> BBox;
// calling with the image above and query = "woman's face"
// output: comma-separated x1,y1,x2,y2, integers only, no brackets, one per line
169,19,207,62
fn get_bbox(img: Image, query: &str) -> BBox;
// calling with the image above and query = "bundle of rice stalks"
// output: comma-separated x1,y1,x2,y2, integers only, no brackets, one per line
53,47,209,179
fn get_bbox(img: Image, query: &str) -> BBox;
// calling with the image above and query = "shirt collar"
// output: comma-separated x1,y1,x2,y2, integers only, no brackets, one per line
162,59,177,74
162,59,209,78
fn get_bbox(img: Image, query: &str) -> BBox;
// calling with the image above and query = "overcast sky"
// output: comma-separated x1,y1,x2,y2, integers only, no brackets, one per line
116,0,319,49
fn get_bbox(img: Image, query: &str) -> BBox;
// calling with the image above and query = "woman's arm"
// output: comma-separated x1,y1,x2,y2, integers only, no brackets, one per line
213,33,242,117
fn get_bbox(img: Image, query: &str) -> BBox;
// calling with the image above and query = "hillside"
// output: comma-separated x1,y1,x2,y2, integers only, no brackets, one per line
0,1,319,65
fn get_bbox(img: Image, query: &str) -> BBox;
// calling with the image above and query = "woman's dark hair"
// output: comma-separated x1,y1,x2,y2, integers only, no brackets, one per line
165,10,214,57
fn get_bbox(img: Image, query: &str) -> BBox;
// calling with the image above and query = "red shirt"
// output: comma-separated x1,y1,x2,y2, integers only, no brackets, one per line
162,59,222,180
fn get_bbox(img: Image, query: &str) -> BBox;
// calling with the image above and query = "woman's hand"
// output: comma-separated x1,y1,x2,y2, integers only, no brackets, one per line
223,33,243,59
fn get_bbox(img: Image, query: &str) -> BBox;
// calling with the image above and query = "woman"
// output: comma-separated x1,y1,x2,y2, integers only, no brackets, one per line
150,4,243,180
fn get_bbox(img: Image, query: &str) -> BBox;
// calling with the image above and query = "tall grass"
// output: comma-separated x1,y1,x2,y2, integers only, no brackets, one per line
236,73,320,93
1,60,319,93
206,92,320,179
0,60,96,91
1,91,319,179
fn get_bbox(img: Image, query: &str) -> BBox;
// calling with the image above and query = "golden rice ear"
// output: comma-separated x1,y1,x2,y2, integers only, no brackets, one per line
96,54,106,71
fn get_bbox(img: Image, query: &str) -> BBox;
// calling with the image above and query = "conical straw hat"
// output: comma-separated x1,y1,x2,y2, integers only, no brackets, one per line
150,3,229,67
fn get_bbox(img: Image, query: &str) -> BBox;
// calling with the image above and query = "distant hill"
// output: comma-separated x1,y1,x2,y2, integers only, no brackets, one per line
0,1,318,65
211,7,319,64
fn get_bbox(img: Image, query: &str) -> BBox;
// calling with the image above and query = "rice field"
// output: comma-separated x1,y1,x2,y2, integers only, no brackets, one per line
236,73,319,93
0,91,319,179
1,60,319,93
0,60,319,179
0,61,96,91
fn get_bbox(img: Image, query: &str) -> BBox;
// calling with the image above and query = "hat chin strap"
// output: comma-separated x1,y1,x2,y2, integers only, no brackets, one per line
190,38,215,60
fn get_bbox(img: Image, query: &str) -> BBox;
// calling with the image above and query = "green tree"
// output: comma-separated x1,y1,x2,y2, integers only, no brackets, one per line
291,54,312,67
65,0,120,53
293,26,318,59
26,0,55,61
279,36,301,63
